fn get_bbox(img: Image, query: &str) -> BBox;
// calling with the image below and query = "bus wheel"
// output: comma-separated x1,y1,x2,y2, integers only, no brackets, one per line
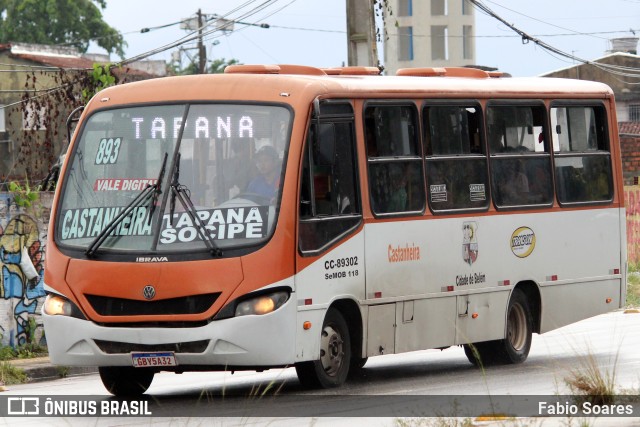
463,289,532,366
295,308,351,388
99,366,154,396
501,289,533,363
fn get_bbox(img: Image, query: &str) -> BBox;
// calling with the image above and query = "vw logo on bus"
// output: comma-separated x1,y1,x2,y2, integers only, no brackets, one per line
142,285,156,300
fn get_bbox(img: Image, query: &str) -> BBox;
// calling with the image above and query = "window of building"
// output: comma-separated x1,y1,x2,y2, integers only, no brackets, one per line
398,0,412,16
629,104,640,122
365,104,425,215
431,26,448,60
462,0,472,15
487,104,553,208
551,104,613,204
299,102,361,253
463,25,473,60
431,0,446,15
398,26,414,61
424,103,488,212
0,106,5,132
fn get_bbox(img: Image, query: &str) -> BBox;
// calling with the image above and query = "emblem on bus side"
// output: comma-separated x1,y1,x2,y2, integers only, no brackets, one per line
142,285,156,300
511,227,536,258
462,221,479,266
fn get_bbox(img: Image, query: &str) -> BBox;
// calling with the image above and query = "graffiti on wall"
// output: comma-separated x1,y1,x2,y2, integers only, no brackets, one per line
0,194,47,347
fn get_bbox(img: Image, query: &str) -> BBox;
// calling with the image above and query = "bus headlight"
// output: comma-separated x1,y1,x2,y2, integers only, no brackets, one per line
234,291,289,317
43,294,86,319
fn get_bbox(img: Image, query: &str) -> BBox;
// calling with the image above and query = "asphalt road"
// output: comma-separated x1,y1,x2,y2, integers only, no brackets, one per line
2,310,639,426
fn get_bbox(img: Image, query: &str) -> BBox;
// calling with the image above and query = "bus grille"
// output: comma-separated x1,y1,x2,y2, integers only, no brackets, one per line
95,339,210,354
85,293,220,316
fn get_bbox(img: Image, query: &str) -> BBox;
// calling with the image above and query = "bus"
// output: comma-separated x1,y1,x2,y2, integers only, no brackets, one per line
43,64,627,396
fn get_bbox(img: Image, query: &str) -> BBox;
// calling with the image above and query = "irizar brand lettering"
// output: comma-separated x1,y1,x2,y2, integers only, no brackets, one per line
388,242,421,263
136,256,168,262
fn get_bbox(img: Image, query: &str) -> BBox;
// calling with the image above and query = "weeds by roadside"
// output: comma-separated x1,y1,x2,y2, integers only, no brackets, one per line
0,361,28,385
626,271,640,308
0,343,48,361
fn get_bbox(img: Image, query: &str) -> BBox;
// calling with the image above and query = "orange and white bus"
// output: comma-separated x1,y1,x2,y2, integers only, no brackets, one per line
43,64,627,395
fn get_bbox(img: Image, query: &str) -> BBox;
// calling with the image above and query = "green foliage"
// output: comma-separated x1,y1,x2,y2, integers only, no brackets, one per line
0,342,47,360
0,0,126,57
175,57,241,75
82,63,117,102
0,362,28,385
626,272,640,307
8,179,39,208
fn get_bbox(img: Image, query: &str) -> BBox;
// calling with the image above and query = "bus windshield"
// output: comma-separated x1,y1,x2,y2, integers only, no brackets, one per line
55,103,291,255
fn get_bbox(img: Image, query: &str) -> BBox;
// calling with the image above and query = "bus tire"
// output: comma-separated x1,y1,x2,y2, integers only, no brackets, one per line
99,366,154,396
500,288,533,364
295,308,351,388
463,289,532,366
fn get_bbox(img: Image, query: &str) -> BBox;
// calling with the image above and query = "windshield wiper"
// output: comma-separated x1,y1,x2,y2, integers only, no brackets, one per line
148,152,168,223
85,153,168,258
168,155,222,257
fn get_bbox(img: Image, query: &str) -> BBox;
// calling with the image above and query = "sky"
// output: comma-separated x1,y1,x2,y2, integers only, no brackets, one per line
95,0,640,77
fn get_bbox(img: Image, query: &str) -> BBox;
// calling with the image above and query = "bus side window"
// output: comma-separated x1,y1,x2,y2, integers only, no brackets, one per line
299,115,361,254
551,105,613,204
487,104,553,209
365,104,425,215
424,104,488,212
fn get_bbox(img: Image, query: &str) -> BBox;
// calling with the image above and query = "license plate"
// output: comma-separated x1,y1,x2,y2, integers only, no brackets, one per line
131,352,177,368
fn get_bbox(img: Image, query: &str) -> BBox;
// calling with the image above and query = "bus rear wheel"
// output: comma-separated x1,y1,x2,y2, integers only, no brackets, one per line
295,308,351,388
464,289,532,366
99,366,155,396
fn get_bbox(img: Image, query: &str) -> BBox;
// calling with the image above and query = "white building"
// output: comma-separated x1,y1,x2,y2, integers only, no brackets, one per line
384,0,476,75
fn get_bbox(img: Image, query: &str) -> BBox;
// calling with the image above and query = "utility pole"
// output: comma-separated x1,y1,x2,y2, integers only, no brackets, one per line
346,0,378,66
197,9,206,74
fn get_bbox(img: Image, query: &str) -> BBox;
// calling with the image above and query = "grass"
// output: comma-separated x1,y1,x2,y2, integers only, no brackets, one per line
0,361,28,385
564,352,617,405
0,343,48,361
626,270,640,308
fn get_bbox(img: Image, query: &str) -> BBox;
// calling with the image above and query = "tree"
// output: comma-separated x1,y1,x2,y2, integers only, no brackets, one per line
173,57,240,75
0,0,126,58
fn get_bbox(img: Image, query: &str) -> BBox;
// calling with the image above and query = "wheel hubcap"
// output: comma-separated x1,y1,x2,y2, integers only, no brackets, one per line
320,325,344,376
507,302,527,351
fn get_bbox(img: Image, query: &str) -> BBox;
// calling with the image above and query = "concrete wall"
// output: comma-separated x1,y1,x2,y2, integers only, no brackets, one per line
0,192,52,348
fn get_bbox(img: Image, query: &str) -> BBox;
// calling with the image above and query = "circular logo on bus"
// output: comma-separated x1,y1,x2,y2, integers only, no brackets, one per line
510,227,536,258
142,285,156,300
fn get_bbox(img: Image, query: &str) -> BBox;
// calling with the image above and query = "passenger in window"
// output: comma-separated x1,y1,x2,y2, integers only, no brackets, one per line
585,157,609,200
227,137,256,199
387,164,408,212
246,145,280,201
499,160,529,205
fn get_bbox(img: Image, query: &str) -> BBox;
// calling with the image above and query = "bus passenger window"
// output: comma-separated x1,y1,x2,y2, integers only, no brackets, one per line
423,104,488,212
365,104,425,215
487,104,553,209
551,105,613,204
298,104,361,254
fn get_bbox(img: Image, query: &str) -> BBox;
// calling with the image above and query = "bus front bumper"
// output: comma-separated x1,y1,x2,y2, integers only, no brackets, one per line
42,296,297,369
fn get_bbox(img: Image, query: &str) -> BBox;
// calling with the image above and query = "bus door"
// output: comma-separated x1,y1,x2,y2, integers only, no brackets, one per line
295,101,365,361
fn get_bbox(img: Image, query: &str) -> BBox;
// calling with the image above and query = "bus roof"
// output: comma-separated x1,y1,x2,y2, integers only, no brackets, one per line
91,65,614,110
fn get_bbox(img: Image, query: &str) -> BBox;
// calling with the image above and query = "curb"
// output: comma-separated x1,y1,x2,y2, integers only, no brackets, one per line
6,357,98,383
25,365,98,383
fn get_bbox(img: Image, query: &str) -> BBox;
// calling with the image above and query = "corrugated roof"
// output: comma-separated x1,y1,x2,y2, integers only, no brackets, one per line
619,121,640,135
10,52,154,77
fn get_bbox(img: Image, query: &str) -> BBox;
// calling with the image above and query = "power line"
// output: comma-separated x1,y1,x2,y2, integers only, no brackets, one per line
469,0,640,81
